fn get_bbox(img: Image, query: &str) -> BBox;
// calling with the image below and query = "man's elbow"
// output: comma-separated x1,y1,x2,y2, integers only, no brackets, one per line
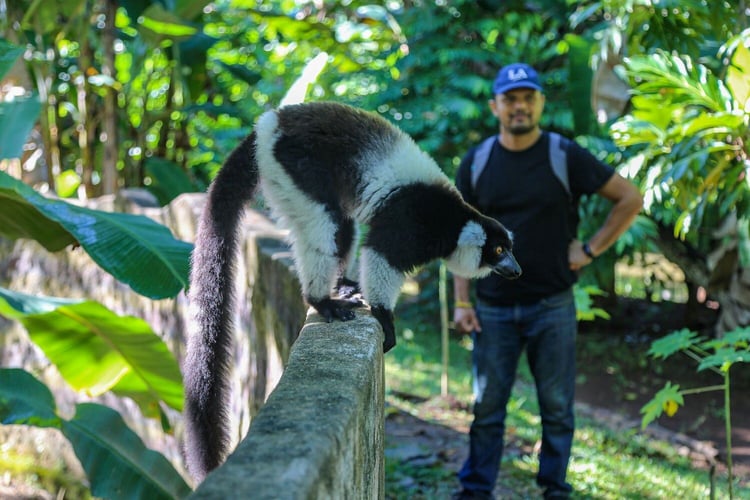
626,185,644,216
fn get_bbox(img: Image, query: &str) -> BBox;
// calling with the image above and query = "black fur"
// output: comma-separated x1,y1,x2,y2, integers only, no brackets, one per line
184,134,258,480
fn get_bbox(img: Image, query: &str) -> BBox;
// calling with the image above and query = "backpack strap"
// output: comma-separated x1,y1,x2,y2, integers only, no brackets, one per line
470,136,497,189
470,132,571,197
548,132,571,198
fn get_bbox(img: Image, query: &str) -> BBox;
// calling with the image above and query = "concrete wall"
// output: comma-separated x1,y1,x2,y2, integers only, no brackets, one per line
191,310,385,499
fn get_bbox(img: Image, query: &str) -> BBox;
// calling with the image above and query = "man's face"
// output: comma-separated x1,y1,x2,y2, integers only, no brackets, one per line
489,88,545,135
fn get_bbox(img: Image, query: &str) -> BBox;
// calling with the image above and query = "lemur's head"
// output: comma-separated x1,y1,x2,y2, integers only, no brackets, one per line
445,215,522,280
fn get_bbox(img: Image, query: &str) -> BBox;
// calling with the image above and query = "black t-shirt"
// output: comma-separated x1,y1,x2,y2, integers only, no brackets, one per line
456,132,615,305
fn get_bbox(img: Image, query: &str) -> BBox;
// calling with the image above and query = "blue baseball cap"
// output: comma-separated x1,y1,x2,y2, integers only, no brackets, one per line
492,63,543,95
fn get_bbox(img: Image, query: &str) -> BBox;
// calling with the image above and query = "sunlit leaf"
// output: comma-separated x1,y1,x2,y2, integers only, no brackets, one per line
611,117,665,147
574,285,611,321
625,52,731,111
0,287,184,415
725,36,750,108
680,111,744,137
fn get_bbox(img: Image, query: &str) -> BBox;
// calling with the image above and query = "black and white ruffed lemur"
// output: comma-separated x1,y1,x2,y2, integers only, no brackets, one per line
184,101,522,481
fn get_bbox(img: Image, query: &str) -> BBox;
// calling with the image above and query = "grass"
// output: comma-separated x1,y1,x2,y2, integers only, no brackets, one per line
383,312,750,499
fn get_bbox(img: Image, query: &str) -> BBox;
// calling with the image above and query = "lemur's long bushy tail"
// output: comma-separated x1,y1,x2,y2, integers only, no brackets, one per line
184,132,259,481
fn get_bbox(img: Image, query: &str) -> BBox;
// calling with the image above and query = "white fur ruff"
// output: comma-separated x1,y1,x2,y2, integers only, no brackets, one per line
445,221,491,278
457,221,486,247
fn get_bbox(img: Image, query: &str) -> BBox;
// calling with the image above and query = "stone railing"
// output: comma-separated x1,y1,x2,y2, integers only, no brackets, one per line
191,310,384,499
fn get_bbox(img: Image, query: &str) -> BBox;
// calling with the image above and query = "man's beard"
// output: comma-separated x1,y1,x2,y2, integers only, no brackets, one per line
506,114,536,135
506,123,536,135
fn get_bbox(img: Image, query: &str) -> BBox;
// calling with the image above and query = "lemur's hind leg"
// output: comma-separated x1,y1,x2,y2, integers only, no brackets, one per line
290,212,362,322
359,246,405,352
335,221,362,300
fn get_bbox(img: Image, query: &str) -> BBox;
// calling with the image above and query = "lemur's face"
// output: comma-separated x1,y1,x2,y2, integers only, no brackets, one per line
445,218,522,280
480,217,521,280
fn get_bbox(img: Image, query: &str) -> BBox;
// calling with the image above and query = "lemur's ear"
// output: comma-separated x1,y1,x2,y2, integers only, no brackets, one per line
457,221,487,247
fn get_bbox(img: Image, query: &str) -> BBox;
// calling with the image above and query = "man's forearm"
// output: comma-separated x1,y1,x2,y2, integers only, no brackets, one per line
589,175,643,256
454,275,472,304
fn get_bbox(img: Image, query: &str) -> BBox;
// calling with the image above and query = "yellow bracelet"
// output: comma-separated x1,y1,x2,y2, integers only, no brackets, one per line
455,301,473,309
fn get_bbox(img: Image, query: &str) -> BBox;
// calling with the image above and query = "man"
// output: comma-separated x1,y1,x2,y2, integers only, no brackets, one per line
452,63,642,499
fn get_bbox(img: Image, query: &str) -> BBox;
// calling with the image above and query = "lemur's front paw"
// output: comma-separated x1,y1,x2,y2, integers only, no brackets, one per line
371,306,396,353
335,277,362,300
309,297,358,322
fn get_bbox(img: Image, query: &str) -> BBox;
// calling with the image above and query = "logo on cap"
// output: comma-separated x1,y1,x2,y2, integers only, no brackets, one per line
507,68,529,81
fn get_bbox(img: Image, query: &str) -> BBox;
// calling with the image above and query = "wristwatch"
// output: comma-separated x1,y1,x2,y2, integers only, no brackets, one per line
582,242,595,259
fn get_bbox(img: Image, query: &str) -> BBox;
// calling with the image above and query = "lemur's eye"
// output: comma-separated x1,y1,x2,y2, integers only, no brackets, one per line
495,246,504,255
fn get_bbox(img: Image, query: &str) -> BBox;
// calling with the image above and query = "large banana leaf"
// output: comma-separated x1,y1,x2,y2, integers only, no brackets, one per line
0,369,191,500
63,403,192,500
0,171,192,299
0,287,184,416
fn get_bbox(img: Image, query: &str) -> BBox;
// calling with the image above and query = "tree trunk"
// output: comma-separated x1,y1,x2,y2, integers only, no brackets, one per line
100,0,119,195
78,0,97,198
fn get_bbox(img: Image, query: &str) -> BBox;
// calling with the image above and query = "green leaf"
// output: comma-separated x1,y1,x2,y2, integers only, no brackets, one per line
0,288,184,415
647,329,700,359
62,403,191,500
640,382,684,429
700,326,750,350
0,39,24,81
697,347,750,372
0,368,61,428
574,285,611,321
0,95,43,160
0,171,192,298
0,174,74,251
726,37,750,107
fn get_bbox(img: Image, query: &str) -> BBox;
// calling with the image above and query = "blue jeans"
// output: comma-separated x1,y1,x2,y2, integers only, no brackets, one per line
458,288,577,497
